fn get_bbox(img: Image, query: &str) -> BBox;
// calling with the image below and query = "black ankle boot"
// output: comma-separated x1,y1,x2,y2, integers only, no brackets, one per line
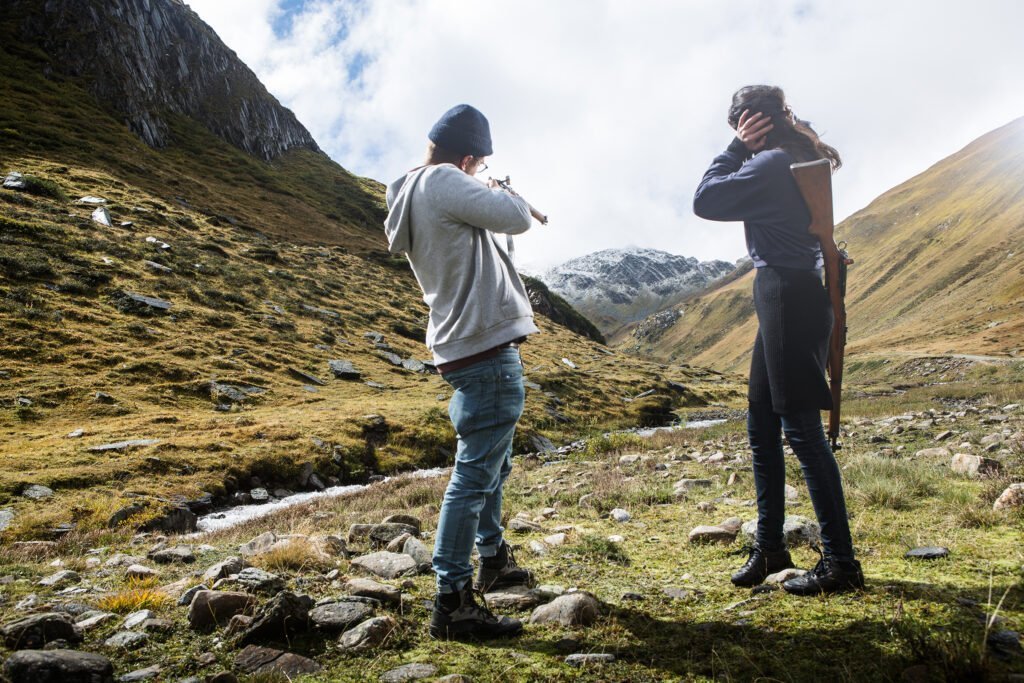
429,584,523,640
782,551,864,596
473,541,534,592
731,546,794,587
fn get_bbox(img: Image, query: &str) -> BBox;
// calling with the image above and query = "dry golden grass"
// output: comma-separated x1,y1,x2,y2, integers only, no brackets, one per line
252,538,334,574
96,586,171,613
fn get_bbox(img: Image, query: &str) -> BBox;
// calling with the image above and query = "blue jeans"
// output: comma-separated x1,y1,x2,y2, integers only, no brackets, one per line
433,348,525,593
748,401,855,562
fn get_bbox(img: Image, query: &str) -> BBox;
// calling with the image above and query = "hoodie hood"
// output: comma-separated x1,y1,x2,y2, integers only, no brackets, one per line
384,167,430,254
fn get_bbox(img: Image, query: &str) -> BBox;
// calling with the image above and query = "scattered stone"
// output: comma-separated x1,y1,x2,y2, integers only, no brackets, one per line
3,171,27,189
565,653,615,667
288,367,325,386
76,612,117,631
231,567,285,594
77,195,106,205
741,516,821,548
509,518,542,532
204,557,247,582
695,501,716,513
905,547,950,560
950,453,1001,476
87,439,161,453
66,429,85,438
2,613,82,649
234,645,322,677
529,540,548,556
688,525,736,544
561,358,577,369
663,587,699,601
380,663,439,682
187,591,258,632
915,447,952,458
351,551,417,580
139,619,173,633
329,359,361,380
338,615,398,651
239,532,278,556
108,504,147,529
22,484,54,500
104,630,147,650
993,483,1024,511
239,591,313,645
344,577,402,605
122,610,154,630
529,592,599,627
765,568,806,583
148,545,195,564
310,599,376,631
249,488,270,504
124,564,159,580
784,484,799,500
38,570,80,587
382,514,423,534
144,236,170,250
674,478,713,495
484,585,544,611
119,664,161,681
91,207,112,226
401,536,432,569
2,649,113,683
610,508,631,523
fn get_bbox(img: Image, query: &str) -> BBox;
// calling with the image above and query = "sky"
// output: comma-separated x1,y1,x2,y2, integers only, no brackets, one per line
186,0,1024,273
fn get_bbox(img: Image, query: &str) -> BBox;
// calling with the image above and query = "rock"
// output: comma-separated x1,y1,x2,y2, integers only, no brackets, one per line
719,517,743,534
765,568,806,583
119,664,161,681
87,439,161,453
0,507,14,531
178,584,209,607
288,367,325,386
122,610,155,630
993,483,1024,511
349,523,419,547
529,540,548,556
104,630,147,650
238,532,279,556
225,614,254,637
2,650,114,683
619,454,642,465
382,514,423,534
610,508,631,523
687,525,736,544
338,615,399,651
231,568,285,594
329,360,361,380
310,599,375,631
3,171,27,189
2,613,82,649
234,645,322,677
544,532,567,547
344,577,402,605
76,612,117,631
741,516,821,548
401,358,426,373
22,484,54,500
784,484,799,500
915,447,951,459
525,431,556,452
509,518,542,532
139,619,173,633
528,592,600,626
484,585,544,611
351,551,417,579
950,453,1001,476
108,504,147,528
204,557,248,582
91,207,112,226
565,653,615,667
663,587,698,601
381,663,439,682
239,591,313,645
401,536,432,569
148,545,195,564
124,564,159,580
139,506,196,534
38,570,80,587
673,478,713,495
905,546,950,560
187,591,258,631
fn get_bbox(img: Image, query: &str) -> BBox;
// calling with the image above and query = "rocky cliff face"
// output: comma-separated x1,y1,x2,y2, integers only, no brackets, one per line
540,248,736,335
9,0,319,161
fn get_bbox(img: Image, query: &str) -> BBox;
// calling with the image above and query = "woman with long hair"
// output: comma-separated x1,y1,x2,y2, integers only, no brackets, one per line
693,85,863,595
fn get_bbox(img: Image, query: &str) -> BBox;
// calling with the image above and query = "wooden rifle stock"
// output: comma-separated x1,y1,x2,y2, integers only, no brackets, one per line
790,159,848,449
494,176,548,225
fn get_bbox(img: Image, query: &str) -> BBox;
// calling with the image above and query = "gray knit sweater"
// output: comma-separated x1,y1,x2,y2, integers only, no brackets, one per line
384,164,539,364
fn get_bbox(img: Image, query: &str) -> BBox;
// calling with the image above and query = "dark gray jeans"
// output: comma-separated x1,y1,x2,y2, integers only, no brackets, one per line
747,401,855,562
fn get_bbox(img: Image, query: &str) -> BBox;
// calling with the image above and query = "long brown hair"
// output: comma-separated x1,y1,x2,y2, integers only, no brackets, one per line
727,85,841,171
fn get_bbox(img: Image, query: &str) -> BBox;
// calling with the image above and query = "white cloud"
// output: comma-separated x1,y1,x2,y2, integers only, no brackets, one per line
186,0,1024,270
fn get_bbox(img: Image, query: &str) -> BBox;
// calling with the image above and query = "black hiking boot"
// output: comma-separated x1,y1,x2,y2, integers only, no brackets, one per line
429,584,523,640
782,549,864,596
731,546,795,587
473,541,535,592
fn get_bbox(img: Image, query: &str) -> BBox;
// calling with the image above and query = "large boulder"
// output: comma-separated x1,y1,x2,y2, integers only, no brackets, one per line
2,649,114,683
350,551,417,580
234,645,322,677
187,591,258,632
2,613,82,649
950,453,1001,477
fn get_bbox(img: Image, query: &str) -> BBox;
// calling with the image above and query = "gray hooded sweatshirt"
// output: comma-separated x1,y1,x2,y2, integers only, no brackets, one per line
384,163,540,365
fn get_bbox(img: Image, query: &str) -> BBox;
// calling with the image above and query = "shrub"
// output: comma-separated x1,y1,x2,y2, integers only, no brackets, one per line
96,587,171,613
20,175,66,200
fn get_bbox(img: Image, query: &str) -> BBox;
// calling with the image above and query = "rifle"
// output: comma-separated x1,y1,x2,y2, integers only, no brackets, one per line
492,176,549,225
790,159,849,449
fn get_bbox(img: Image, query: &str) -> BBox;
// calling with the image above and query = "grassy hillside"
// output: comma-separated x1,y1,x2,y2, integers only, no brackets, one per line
620,117,1024,372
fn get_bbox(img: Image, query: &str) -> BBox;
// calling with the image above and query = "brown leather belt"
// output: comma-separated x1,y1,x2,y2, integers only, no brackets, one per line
437,338,524,375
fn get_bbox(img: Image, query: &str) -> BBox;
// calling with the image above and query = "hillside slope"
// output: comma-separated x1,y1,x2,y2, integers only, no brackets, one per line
622,118,1024,370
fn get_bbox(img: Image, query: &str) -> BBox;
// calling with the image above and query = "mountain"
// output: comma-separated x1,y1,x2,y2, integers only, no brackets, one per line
540,248,736,336
620,117,1024,370
0,0,743,540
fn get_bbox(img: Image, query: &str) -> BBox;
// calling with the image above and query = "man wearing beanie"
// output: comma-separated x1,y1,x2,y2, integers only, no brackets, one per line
384,104,539,640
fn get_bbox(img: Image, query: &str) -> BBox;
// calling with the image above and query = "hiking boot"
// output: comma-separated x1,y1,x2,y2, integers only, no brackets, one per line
731,546,795,587
428,584,523,640
782,550,864,596
473,541,535,592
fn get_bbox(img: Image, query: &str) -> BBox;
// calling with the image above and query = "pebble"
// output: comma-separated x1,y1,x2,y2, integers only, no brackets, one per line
565,653,615,667
905,546,950,560
610,508,631,523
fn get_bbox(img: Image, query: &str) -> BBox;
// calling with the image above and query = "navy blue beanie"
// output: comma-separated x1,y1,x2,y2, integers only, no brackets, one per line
428,104,492,157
